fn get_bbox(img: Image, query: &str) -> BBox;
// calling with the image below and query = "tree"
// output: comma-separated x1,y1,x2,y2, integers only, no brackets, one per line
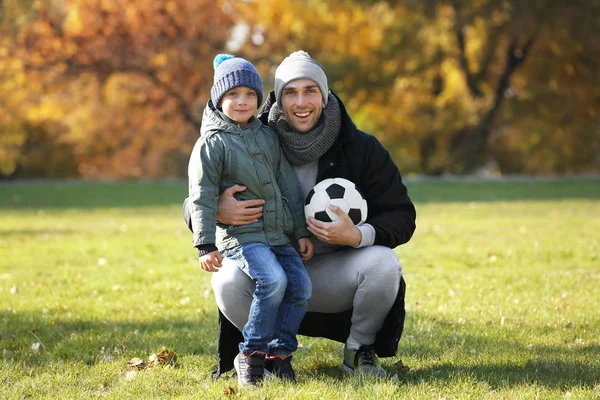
9,0,236,178
237,0,599,175
2,0,598,178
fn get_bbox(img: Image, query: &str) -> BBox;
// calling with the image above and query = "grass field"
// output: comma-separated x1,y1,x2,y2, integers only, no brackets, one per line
1,178,599,399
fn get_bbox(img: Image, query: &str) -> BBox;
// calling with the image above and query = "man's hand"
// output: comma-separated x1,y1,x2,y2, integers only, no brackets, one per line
217,185,265,225
298,237,314,262
199,250,223,272
307,205,362,247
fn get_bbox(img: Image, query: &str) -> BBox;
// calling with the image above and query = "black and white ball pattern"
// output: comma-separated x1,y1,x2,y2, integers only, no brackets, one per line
304,178,368,225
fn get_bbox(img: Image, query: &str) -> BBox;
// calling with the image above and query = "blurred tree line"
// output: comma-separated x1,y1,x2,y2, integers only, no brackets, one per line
0,0,598,179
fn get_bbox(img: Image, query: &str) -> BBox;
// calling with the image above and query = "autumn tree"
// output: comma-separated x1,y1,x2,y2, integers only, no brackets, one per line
236,0,599,175
8,0,238,178
2,0,599,178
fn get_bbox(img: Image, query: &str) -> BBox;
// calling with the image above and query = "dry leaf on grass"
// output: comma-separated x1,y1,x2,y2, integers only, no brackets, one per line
393,359,411,374
126,347,177,371
149,347,177,367
127,357,147,370
223,386,235,397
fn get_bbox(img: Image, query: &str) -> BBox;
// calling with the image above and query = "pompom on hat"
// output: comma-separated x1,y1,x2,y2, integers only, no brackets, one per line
211,54,263,108
274,50,329,108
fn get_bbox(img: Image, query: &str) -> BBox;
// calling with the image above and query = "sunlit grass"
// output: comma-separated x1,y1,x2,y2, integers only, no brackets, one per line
1,178,599,399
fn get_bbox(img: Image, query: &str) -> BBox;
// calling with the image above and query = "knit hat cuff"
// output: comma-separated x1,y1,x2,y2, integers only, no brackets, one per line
211,54,263,108
211,70,263,108
275,56,328,108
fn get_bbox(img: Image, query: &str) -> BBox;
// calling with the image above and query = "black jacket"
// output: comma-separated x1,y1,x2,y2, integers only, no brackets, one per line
191,91,416,379
259,92,416,248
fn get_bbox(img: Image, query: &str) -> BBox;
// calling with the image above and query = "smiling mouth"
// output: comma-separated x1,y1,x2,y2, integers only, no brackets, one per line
294,111,311,118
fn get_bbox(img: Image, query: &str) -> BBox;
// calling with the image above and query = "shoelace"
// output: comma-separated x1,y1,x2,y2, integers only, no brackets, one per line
356,348,376,367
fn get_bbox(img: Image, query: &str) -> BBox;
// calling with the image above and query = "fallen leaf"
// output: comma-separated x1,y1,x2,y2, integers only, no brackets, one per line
149,347,177,367
127,357,148,370
223,386,235,397
393,360,410,374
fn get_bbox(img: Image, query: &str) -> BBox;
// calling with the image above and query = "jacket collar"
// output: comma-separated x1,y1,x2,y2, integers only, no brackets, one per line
202,100,261,137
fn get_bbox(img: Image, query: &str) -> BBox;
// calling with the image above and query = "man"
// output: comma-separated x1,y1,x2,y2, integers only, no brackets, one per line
184,51,416,379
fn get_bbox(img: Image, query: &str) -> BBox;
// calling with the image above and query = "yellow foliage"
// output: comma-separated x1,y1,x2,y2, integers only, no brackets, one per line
151,53,168,67
0,0,597,177
0,124,27,175
64,7,84,36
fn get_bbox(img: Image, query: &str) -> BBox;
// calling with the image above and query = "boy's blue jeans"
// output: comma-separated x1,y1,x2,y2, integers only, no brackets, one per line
222,242,311,356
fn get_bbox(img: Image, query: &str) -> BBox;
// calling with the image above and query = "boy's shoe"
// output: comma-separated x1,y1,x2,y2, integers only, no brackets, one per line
265,354,296,382
234,351,266,386
342,345,387,377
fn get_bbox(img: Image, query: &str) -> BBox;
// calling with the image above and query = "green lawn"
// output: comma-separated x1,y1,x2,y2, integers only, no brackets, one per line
1,178,599,399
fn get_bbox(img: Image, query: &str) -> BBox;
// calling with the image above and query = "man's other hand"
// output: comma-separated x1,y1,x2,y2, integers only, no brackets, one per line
307,205,361,247
217,185,265,225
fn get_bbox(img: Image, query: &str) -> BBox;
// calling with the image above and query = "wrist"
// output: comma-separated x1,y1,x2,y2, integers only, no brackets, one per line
197,244,218,257
353,226,362,247
353,223,375,248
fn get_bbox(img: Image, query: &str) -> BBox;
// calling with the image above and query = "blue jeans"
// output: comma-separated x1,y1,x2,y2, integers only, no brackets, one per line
222,242,311,356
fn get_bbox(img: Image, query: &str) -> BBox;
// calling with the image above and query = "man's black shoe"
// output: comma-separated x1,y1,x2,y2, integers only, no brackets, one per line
265,354,296,382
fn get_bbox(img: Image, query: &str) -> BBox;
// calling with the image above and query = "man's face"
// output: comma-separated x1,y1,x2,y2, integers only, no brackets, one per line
280,78,324,134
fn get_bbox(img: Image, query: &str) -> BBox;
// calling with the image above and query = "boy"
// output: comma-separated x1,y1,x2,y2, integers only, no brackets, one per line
187,54,313,386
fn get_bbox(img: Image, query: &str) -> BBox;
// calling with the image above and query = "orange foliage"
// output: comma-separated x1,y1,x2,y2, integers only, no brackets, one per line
6,0,234,178
1,0,598,178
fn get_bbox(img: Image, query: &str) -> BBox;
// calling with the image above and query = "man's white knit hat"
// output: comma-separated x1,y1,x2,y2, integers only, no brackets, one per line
274,50,329,108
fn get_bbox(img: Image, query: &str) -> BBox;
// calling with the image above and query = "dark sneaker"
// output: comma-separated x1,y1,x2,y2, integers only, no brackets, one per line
234,351,266,386
342,345,387,377
265,354,296,382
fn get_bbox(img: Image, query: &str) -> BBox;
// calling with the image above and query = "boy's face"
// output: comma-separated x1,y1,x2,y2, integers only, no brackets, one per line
280,78,324,134
220,86,258,124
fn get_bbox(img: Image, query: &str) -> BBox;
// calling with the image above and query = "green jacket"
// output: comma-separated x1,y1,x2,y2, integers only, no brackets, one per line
188,103,309,251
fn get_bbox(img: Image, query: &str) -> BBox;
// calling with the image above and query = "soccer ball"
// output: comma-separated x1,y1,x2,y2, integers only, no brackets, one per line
304,178,368,225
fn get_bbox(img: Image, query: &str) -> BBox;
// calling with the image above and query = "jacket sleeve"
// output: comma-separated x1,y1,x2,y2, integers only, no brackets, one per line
187,135,224,247
273,136,310,241
358,135,416,248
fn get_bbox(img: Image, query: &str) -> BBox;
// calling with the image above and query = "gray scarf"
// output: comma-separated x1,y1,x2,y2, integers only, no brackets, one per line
267,93,341,166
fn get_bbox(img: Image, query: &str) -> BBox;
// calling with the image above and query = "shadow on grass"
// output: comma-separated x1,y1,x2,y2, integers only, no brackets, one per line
395,359,600,390
310,355,599,390
304,312,599,390
0,311,217,367
393,314,600,390
2,310,599,390
1,178,599,210
0,181,188,210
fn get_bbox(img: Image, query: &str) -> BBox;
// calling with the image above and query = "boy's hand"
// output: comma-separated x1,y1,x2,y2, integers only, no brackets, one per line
199,250,223,272
298,238,313,262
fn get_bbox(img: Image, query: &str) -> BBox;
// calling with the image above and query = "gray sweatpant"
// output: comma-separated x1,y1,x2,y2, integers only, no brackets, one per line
211,245,402,346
